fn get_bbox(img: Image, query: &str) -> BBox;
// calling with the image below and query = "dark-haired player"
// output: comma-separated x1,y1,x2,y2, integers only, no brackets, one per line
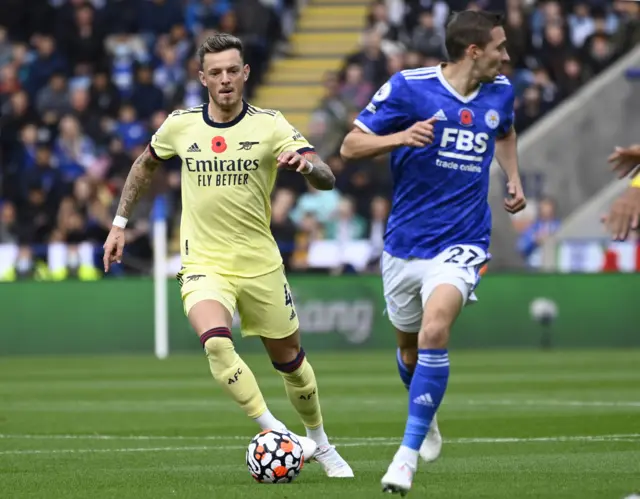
103,33,353,478
341,10,526,493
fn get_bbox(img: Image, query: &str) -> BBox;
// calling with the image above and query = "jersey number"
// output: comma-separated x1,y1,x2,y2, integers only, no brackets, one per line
444,246,479,265
284,284,293,307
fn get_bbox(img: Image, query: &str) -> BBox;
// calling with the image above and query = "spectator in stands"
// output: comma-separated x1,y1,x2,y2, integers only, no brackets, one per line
153,44,187,103
515,85,544,133
53,114,97,183
0,64,21,98
130,65,165,121
290,184,341,228
405,9,446,59
518,197,561,268
185,0,232,37
0,201,19,281
290,213,323,271
58,2,105,69
366,195,390,272
340,63,375,111
115,104,149,153
26,35,67,98
270,188,298,270
344,29,389,89
324,196,367,242
36,73,71,118
556,55,588,98
308,71,352,159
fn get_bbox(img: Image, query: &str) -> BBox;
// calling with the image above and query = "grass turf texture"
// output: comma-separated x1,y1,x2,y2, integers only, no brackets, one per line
1,350,639,499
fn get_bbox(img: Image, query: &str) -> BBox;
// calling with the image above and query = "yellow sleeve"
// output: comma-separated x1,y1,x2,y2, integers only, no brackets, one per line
149,113,178,160
631,173,640,188
272,112,315,157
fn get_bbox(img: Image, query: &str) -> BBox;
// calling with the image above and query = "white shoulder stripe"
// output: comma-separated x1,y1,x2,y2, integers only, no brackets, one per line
404,74,438,81
401,66,438,76
494,80,511,85
353,119,377,135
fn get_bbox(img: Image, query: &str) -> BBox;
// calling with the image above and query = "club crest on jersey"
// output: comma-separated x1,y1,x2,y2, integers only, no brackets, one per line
459,108,474,127
373,81,392,102
238,141,259,151
484,109,500,130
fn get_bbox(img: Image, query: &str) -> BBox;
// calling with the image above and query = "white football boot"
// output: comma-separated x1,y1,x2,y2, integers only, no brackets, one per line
288,433,317,463
419,414,443,462
312,444,354,477
381,459,416,496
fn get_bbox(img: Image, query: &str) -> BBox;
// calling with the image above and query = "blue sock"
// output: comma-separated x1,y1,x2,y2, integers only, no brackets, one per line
396,348,413,390
401,349,450,451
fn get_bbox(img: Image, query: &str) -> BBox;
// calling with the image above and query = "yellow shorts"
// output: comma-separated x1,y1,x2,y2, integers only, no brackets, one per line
177,265,299,340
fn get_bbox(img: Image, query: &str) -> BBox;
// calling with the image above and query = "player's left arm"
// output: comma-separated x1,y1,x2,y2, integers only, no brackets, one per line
495,89,526,214
273,112,335,190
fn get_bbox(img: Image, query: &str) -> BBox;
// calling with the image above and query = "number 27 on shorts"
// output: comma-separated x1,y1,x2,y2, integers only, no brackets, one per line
439,244,487,267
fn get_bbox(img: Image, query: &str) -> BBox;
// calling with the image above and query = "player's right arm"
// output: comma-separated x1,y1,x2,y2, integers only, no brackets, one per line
103,114,177,272
340,73,436,160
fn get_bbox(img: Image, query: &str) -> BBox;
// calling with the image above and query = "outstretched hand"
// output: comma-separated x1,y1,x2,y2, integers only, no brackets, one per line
276,151,310,173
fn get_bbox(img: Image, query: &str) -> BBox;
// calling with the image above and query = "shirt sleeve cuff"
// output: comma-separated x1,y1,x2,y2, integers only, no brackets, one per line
297,147,315,156
353,119,377,135
148,144,173,161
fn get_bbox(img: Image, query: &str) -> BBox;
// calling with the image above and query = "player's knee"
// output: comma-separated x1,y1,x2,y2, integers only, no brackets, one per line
200,328,235,364
399,347,417,371
272,348,306,376
419,314,452,349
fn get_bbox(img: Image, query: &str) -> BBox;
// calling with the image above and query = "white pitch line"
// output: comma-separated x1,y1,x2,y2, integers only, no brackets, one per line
0,434,248,441
0,445,230,456
1,433,640,442
1,434,639,456
464,399,640,408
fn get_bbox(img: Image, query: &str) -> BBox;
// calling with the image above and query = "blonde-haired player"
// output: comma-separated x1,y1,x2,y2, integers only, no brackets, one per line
102,33,353,478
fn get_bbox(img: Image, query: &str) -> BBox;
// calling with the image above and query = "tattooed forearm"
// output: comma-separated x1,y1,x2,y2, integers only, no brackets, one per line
303,153,335,190
116,146,163,219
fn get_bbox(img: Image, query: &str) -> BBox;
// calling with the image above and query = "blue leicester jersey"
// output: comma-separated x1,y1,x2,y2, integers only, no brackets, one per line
354,64,515,261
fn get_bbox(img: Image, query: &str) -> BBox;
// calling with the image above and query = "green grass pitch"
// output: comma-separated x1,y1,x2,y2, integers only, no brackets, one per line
1,350,639,498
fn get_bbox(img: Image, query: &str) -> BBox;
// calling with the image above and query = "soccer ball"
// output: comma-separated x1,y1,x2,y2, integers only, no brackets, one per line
246,429,304,483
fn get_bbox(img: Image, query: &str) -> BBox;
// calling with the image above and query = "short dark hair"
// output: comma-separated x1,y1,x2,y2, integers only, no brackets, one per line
445,11,504,62
197,33,244,67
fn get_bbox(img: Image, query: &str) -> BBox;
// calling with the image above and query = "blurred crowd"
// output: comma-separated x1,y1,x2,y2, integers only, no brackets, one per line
0,0,639,281
0,0,296,280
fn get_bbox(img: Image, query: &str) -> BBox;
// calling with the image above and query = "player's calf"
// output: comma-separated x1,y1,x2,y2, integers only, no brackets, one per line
266,334,354,478
396,330,417,390
394,285,462,470
200,329,286,431
271,348,328,444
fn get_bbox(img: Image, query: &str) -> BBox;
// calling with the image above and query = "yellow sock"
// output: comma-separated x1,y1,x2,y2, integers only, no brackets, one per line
202,332,267,419
274,352,323,430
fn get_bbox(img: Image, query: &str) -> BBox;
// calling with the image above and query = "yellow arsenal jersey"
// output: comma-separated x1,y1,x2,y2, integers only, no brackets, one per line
150,102,314,277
